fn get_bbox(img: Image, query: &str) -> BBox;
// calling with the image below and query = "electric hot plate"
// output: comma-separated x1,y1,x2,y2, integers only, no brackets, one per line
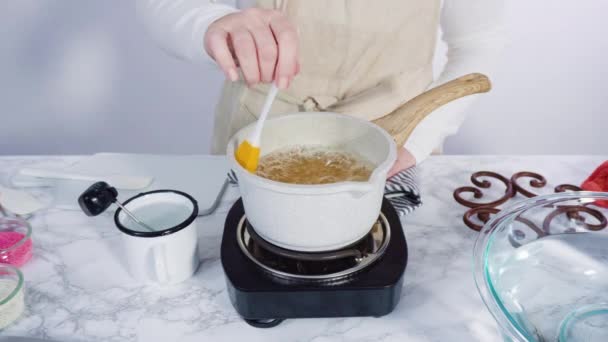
220,198,408,328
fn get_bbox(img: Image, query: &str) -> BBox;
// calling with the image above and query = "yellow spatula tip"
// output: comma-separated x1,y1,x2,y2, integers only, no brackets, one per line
235,140,261,173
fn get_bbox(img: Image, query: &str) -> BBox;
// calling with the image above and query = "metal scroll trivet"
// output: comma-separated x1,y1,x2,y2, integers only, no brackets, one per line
453,171,607,245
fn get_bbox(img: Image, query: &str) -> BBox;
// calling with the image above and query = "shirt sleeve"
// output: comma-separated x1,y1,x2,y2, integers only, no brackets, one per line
136,0,239,65
404,0,507,164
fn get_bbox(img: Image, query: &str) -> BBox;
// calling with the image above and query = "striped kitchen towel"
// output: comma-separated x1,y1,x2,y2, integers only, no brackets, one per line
385,167,422,217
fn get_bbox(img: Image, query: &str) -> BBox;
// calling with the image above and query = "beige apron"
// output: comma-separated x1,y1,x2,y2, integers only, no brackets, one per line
210,0,441,154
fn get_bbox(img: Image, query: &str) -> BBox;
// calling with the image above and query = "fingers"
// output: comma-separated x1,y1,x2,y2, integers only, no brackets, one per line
204,9,299,88
205,28,239,81
269,15,299,89
387,148,416,179
387,164,400,179
230,29,260,86
249,26,278,83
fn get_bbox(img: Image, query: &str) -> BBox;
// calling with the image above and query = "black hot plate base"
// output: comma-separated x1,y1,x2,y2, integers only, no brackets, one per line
220,198,408,328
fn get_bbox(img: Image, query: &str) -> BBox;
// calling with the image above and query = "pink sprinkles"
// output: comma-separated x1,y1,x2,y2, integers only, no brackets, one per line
0,232,32,267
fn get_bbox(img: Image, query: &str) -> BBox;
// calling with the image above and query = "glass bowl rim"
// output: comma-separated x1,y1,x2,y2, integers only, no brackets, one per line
0,264,24,306
558,303,608,342
472,191,608,342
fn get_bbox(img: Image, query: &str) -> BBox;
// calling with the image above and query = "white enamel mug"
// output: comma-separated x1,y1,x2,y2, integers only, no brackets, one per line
113,190,199,285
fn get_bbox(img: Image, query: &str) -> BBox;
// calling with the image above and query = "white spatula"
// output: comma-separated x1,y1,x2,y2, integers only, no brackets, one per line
234,84,279,172
18,167,154,190
0,185,47,216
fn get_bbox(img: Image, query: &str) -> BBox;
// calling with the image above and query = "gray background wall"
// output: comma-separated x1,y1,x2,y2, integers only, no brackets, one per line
1,1,607,156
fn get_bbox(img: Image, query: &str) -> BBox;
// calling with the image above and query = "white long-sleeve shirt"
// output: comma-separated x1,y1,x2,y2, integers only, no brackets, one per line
136,0,506,163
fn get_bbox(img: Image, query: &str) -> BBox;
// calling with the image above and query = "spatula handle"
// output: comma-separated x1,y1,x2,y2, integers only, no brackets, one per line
251,84,279,146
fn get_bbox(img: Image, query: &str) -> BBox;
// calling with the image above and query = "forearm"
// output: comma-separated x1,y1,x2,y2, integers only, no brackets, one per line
136,0,238,64
405,0,507,164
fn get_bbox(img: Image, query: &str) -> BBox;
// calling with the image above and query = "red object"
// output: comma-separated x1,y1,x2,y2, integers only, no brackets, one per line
0,231,33,267
581,161,608,208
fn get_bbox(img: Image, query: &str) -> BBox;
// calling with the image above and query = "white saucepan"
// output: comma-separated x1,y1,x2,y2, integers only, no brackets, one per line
228,112,396,251
227,74,492,252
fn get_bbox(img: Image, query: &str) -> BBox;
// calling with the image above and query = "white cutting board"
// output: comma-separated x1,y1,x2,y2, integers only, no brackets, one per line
12,153,240,214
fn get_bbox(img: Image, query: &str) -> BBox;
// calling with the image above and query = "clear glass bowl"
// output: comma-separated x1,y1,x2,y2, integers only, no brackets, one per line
0,264,25,329
473,192,608,342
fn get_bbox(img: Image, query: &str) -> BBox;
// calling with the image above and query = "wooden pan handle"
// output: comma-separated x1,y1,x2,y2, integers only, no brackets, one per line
372,73,492,147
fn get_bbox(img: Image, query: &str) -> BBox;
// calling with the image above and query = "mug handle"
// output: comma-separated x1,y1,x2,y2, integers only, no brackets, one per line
152,244,169,284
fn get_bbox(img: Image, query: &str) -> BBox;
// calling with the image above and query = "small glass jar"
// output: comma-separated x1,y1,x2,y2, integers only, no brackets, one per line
0,264,25,329
0,217,33,267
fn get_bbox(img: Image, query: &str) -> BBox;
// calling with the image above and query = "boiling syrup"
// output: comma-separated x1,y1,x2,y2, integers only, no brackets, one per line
256,146,374,185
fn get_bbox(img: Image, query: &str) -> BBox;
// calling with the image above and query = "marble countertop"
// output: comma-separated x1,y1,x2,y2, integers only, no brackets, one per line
0,155,605,342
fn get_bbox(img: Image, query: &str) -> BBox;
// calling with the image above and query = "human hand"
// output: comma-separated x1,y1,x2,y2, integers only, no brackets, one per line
387,147,416,178
204,8,299,89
